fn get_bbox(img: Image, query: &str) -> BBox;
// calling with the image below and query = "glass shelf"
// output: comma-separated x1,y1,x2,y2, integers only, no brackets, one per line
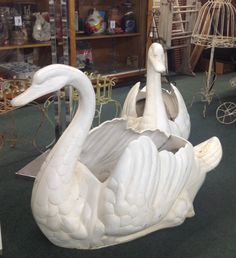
76,32,141,41
0,41,51,50
68,0,151,79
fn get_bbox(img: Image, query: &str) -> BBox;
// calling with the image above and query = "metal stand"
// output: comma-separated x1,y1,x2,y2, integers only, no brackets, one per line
0,224,2,255
202,44,216,117
191,0,236,117
15,150,50,179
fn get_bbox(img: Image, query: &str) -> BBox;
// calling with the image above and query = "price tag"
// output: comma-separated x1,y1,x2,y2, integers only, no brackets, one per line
110,20,116,29
14,16,23,26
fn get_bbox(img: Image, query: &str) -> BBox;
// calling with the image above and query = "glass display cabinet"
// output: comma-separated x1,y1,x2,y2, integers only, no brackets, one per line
68,0,152,79
0,0,152,79
0,0,52,70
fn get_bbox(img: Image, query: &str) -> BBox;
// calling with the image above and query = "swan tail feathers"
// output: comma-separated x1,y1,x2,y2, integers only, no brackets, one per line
193,137,222,174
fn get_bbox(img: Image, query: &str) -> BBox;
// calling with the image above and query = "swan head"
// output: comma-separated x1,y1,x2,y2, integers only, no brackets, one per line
148,43,166,73
11,64,81,107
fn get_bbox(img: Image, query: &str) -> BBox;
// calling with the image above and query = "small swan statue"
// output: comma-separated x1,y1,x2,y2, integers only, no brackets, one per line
121,43,190,139
11,64,222,249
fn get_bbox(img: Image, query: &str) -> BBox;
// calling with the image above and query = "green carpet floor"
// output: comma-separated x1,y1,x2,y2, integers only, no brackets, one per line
0,72,236,258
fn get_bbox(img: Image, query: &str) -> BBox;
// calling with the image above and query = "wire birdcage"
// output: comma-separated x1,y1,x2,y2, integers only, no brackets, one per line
191,0,236,48
191,0,236,117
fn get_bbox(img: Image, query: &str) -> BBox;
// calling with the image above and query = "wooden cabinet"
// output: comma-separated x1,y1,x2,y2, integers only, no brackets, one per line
0,0,52,68
68,0,152,79
0,0,152,78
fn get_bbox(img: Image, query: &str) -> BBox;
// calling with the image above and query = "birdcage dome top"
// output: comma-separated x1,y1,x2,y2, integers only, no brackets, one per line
191,0,236,48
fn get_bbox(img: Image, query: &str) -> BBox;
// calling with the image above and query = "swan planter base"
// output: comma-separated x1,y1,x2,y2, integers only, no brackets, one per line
11,64,222,249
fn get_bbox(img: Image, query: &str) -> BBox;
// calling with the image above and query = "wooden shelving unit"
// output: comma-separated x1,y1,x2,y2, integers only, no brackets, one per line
1,0,153,79
0,41,51,50
0,0,51,67
68,0,152,80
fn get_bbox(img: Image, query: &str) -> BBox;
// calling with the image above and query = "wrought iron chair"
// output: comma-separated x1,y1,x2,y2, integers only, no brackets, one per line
85,72,122,125
0,77,55,152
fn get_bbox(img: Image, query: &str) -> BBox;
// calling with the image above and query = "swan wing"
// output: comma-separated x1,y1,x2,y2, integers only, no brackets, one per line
80,119,169,182
121,82,141,118
170,84,191,139
101,135,194,236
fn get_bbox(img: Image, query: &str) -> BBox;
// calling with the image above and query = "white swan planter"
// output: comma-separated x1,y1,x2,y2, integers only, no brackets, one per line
11,64,222,249
121,43,191,139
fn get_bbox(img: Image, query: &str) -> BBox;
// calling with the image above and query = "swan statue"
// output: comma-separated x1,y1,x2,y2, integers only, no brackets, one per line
11,64,222,249
121,42,191,139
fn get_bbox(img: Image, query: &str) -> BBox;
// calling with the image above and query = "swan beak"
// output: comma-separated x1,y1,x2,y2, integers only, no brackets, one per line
11,86,47,106
156,64,166,74
149,53,166,73
151,62,166,74
11,74,69,107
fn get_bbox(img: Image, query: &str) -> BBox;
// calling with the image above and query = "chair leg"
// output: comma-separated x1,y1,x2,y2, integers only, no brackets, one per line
110,100,122,118
94,106,100,126
95,99,121,125
115,101,122,117
98,104,103,125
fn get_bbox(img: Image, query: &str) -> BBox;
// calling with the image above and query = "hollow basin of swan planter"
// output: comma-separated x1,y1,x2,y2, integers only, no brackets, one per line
11,64,222,249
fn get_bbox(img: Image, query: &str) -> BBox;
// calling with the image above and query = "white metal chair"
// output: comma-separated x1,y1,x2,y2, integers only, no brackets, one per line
85,73,121,125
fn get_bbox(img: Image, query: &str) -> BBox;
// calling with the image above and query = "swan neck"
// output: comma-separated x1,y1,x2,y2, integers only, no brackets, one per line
49,70,95,169
143,61,170,133
31,67,96,217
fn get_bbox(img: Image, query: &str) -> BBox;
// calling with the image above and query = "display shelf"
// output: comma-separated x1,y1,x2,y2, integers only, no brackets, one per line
0,0,48,9
104,68,146,78
76,32,141,41
0,41,51,50
69,0,152,80
0,0,53,67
